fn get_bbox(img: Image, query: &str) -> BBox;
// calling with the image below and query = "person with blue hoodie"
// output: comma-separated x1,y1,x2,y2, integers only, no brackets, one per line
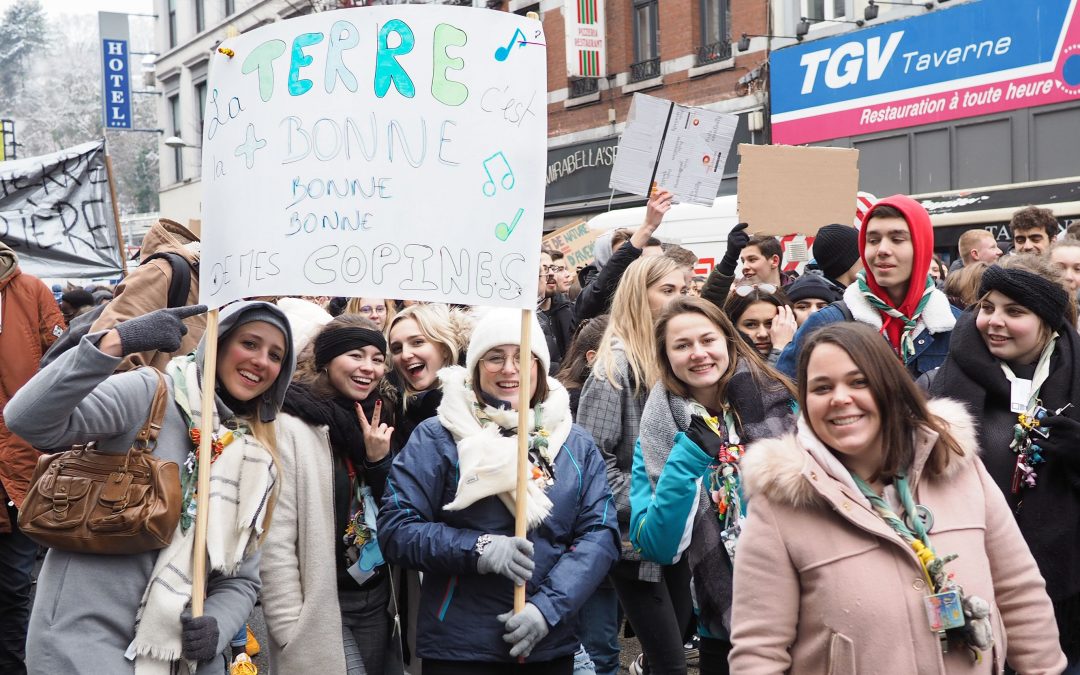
378,308,619,675
776,195,960,381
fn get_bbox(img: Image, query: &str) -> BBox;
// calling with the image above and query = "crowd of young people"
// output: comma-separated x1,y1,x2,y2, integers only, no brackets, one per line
2,191,1079,675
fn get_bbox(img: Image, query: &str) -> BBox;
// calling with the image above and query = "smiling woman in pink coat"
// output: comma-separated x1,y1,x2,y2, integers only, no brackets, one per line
729,322,1065,674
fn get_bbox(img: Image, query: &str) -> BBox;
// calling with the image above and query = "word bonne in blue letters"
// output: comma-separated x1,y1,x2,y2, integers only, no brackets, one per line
242,19,469,106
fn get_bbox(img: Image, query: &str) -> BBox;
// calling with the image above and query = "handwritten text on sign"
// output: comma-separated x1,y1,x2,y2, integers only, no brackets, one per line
199,6,547,309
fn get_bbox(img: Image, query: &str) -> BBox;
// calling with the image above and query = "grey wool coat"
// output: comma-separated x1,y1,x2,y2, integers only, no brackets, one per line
4,333,261,675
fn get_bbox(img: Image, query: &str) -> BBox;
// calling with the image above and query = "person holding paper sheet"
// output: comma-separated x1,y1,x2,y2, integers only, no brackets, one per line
929,255,1080,667
378,308,619,674
776,196,960,381
4,301,295,674
262,313,402,675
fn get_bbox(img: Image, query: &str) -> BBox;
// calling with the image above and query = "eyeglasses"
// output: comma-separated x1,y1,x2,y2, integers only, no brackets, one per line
359,305,387,315
551,265,567,274
480,353,540,372
733,283,778,297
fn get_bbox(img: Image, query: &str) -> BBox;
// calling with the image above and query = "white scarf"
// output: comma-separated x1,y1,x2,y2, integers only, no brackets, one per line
435,366,573,529
126,356,277,674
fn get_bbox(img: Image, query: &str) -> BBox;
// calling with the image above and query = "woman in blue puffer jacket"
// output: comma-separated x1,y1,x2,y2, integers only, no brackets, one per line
378,308,620,675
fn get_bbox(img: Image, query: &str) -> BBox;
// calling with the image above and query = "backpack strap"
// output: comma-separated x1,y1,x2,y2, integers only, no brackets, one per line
141,252,192,309
827,299,854,322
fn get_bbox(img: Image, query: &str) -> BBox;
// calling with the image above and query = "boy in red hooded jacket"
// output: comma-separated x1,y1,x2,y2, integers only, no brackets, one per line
777,195,960,380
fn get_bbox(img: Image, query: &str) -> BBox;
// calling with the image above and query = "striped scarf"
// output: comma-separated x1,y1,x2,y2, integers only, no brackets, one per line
857,271,934,361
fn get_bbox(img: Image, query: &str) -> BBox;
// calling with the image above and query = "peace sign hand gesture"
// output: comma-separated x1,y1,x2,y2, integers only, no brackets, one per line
357,399,394,463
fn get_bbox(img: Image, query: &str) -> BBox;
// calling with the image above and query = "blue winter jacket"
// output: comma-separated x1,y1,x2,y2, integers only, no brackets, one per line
776,299,960,380
378,417,620,663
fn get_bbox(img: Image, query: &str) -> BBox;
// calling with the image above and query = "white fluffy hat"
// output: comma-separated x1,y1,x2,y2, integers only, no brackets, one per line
465,308,551,375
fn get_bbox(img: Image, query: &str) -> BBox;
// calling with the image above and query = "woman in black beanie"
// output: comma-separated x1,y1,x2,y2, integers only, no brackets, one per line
930,254,1080,667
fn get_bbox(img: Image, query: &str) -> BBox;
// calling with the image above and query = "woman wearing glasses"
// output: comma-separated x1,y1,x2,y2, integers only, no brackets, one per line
378,308,619,674
347,298,396,331
723,283,797,365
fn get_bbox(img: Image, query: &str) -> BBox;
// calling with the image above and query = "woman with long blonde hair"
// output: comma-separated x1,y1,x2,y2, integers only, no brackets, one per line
577,254,690,675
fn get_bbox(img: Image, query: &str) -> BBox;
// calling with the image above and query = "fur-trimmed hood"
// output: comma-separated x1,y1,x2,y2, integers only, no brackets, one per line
842,280,956,335
742,397,979,508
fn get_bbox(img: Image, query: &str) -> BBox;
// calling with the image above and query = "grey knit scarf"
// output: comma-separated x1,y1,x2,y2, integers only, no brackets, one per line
638,360,795,635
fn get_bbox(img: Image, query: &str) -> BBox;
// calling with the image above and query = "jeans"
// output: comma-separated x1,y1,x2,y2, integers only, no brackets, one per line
610,559,693,675
576,582,620,675
0,502,39,675
423,655,574,675
572,644,595,675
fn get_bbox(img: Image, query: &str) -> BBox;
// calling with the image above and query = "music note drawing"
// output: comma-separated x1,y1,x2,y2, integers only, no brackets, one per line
495,28,526,61
495,208,524,242
481,151,516,197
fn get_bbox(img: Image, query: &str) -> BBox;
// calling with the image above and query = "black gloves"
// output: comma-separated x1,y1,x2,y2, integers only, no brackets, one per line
180,611,220,663
686,414,723,457
718,223,750,277
115,305,207,356
1036,414,1080,488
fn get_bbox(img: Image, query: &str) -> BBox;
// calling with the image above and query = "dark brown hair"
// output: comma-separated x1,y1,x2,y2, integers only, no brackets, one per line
746,234,782,261
796,322,962,480
663,244,699,268
556,314,610,392
294,314,396,401
655,297,795,407
723,285,793,326
944,261,988,310
1009,205,1059,238
865,203,905,223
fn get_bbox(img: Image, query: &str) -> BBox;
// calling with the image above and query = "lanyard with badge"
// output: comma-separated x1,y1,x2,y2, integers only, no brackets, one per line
1000,333,1071,495
692,403,744,563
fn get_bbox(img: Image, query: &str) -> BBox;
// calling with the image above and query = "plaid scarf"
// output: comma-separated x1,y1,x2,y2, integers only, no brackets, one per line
857,271,934,361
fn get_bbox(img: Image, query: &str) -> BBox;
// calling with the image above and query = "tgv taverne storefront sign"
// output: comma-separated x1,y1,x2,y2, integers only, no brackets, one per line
769,0,1080,145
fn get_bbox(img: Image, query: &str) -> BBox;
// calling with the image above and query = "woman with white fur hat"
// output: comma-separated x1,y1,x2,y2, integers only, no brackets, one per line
378,308,619,674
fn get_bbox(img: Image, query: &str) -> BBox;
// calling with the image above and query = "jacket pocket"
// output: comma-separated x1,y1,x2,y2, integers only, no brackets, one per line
827,632,856,675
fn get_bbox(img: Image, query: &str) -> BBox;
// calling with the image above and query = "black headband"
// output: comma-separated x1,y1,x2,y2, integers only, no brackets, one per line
979,265,1070,330
314,327,387,370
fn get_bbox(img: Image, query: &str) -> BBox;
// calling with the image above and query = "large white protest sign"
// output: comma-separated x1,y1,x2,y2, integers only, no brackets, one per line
199,6,547,309
0,140,124,279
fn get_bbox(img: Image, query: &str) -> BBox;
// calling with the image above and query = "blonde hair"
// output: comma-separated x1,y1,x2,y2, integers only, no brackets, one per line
345,297,397,327
386,303,474,395
245,416,279,544
593,256,684,396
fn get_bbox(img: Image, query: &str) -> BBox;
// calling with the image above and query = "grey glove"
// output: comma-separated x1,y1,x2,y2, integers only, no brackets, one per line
498,603,549,658
115,305,207,356
476,535,534,585
179,611,220,663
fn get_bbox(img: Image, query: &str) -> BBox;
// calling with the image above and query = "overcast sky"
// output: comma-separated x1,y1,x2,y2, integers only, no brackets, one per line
0,0,154,18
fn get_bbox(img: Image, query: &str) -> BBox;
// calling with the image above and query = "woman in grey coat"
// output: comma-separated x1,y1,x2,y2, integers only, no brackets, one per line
5,301,296,675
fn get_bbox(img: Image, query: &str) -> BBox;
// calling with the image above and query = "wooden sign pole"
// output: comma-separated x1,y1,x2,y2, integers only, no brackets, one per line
103,150,129,277
190,308,220,616
513,309,533,614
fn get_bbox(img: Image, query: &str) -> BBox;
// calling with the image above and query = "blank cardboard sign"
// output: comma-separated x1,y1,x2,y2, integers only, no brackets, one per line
737,144,859,236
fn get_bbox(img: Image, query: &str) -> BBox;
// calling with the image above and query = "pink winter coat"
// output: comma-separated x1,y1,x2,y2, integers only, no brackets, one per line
730,398,1066,674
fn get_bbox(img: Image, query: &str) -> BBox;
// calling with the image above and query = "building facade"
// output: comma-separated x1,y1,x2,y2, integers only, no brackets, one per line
766,0,1080,253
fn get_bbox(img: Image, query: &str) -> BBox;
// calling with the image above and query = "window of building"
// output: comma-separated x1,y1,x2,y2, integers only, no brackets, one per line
225,0,235,17
632,0,660,81
169,93,183,183
195,0,205,33
801,0,847,21
698,0,730,65
194,80,207,140
168,0,177,47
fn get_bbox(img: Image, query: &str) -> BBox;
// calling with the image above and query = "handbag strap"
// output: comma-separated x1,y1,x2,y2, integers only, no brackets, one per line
133,368,170,451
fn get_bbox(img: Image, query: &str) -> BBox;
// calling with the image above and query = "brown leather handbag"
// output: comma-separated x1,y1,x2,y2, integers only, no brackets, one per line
18,369,182,554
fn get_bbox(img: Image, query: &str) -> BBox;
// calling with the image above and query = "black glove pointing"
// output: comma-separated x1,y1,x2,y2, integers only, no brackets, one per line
115,305,207,356
718,223,750,277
